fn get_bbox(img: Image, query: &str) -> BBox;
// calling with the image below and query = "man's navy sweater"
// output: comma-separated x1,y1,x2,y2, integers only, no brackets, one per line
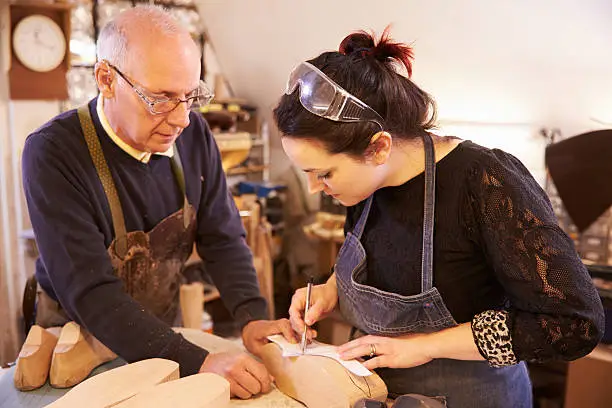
22,98,268,376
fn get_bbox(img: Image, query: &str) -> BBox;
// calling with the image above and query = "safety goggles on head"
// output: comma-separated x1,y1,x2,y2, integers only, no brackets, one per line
285,61,385,129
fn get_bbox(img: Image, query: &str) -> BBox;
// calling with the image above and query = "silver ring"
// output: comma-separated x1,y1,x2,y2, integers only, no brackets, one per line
369,343,376,358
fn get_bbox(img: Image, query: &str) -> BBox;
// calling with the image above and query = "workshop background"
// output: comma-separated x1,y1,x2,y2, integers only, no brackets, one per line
1,1,611,407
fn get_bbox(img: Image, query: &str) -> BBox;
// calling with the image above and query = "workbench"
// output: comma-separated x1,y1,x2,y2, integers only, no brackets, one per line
0,328,303,408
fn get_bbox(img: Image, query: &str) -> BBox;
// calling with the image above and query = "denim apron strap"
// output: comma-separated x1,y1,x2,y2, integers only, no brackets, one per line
421,133,436,292
352,194,374,239
350,133,436,293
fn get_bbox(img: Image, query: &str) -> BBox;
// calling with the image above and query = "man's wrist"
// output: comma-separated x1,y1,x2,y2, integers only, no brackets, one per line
234,302,268,331
241,319,258,335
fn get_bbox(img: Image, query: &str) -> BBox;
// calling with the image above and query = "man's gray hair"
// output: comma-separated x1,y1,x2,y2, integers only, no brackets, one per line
96,5,184,68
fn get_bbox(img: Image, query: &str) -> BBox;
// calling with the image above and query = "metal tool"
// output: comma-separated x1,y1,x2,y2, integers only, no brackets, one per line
301,278,314,354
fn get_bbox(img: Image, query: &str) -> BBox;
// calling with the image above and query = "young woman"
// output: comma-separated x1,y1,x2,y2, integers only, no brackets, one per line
274,29,604,407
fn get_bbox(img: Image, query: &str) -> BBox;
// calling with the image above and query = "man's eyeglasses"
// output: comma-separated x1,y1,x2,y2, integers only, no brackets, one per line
106,62,214,115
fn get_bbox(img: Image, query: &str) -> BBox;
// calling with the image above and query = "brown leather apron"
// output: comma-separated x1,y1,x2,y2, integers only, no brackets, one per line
32,105,197,328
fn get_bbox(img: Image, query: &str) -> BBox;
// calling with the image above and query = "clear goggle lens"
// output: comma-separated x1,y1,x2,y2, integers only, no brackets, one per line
285,61,384,128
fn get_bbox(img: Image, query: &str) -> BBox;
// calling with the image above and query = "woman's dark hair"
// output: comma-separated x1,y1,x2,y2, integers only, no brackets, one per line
274,27,437,158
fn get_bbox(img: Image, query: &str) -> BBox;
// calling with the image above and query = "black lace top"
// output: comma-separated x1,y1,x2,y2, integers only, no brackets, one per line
344,140,604,366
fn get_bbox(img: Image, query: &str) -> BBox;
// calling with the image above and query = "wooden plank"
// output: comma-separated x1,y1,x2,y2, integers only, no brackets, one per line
115,373,230,408
47,358,179,408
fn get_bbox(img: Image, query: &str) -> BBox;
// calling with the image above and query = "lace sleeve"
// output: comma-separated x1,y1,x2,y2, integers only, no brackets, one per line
468,149,604,364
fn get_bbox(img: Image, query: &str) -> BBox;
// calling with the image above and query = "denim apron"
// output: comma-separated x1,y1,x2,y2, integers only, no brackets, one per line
335,133,532,407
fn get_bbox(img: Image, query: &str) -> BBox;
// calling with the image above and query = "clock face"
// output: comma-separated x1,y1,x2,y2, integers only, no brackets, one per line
12,15,67,73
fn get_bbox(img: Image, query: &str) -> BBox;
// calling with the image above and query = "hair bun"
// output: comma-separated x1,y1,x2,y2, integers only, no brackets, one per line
339,27,415,78
339,32,375,56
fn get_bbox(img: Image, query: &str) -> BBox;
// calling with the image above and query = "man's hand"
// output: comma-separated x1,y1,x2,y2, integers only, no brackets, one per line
199,351,272,399
241,319,297,357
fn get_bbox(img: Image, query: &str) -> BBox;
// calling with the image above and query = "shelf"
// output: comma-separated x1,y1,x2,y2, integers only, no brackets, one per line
70,63,95,69
133,0,198,11
11,1,72,10
226,165,268,176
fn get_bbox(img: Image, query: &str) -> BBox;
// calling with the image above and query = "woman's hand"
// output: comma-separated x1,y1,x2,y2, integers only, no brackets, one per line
337,333,435,370
288,274,339,340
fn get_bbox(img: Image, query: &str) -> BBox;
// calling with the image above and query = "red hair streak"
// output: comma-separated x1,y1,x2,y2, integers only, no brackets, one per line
339,26,415,78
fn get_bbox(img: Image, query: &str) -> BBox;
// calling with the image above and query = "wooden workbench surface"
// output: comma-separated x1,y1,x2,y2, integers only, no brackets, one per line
0,328,303,408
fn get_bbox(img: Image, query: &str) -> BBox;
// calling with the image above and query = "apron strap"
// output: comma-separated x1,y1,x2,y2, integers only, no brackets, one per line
78,105,129,259
169,145,191,228
78,105,192,249
421,132,436,292
350,133,436,292
351,194,374,239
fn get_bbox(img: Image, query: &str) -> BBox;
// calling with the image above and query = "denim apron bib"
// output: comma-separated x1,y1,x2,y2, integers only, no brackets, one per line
335,133,532,407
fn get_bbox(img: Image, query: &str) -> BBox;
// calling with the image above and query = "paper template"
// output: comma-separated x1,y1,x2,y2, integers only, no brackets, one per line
266,334,372,377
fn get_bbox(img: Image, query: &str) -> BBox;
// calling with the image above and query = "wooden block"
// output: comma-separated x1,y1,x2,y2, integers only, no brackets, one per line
180,282,205,329
564,344,612,408
46,358,179,408
254,221,275,320
115,372,230,408
173,328,244,354
50,321,117,388
260,343,387,408
236,196,260,250
14,325,59,391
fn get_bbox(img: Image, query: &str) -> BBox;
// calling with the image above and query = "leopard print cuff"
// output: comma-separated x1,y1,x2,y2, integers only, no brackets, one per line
472,310,518,367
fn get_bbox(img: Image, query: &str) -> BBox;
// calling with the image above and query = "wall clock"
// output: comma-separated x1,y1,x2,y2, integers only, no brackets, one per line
12,14,67,73
8,2,72,100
